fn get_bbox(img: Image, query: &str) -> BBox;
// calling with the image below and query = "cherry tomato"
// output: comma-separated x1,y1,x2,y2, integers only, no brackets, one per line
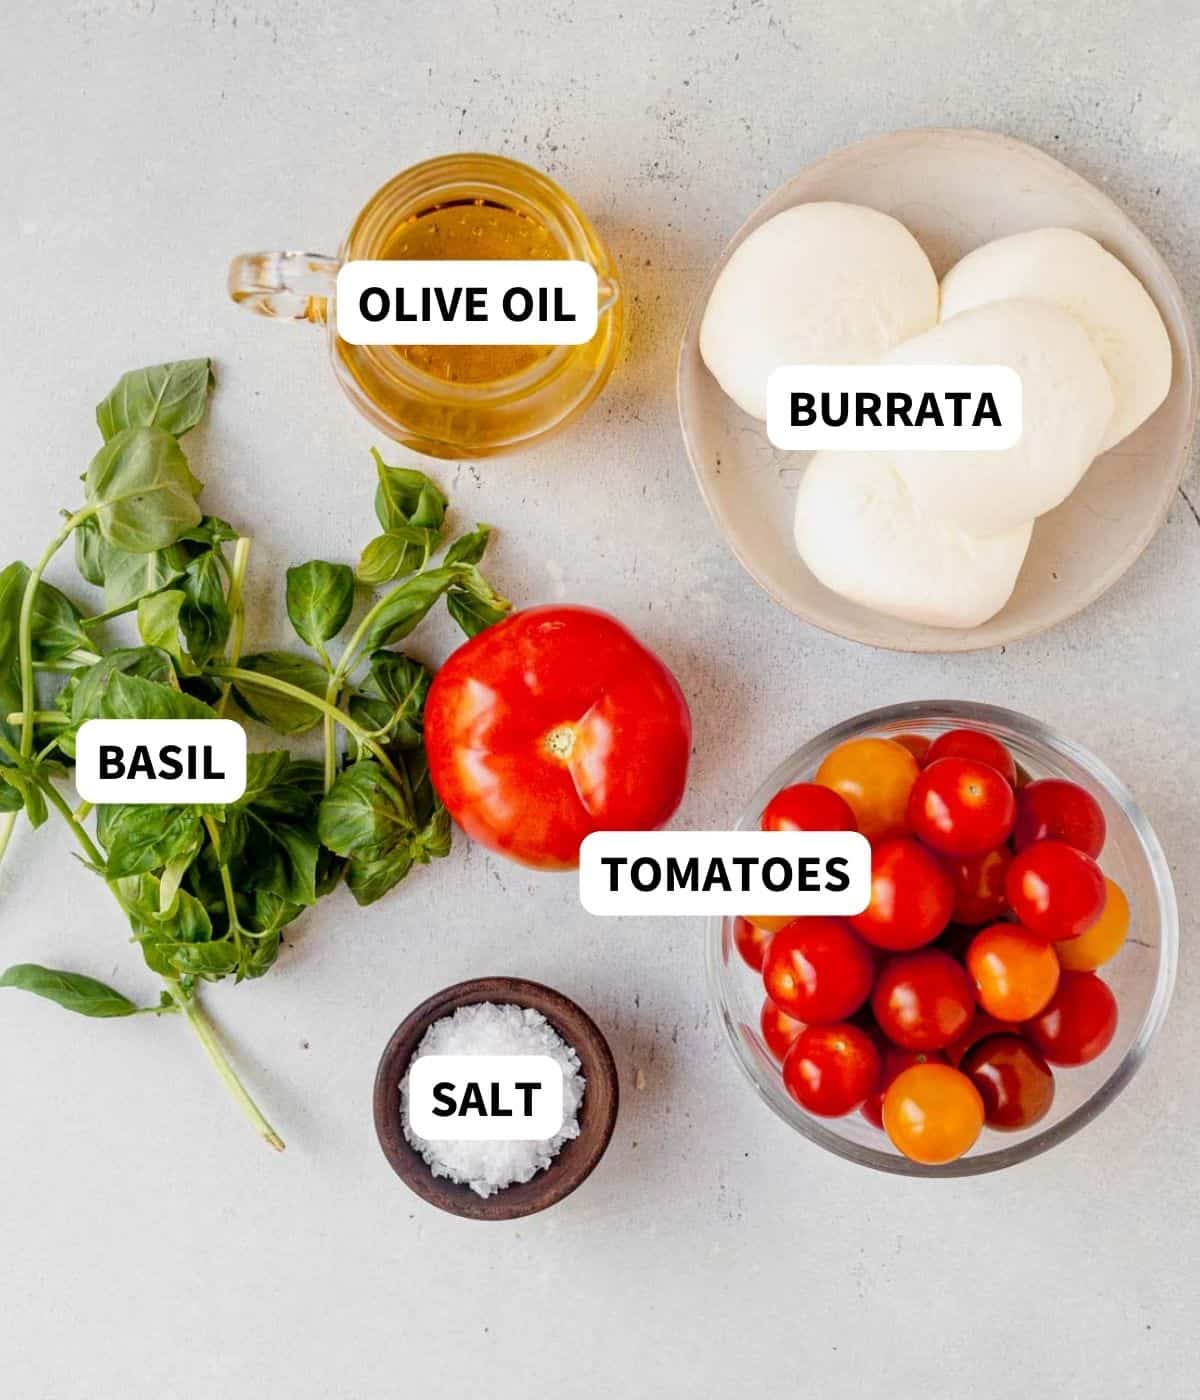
761,918,875,1024
893,732,932,762
424,606,691,869
760,998,805,1060
871,950,975,1051
861,1046,945,1128
744,914,795,935
947,846,1012,926
814,737,919,841
733,917,772,972
782,1023,880,1117
1056,877,1130,972
961,1033,1055,1130
1025,971,1118,1066
849,837,953,951
1012,778,1106,858
883,1063,984,1165
966,923,1060,1021
925,728,1018,787
908,757,1016,857
1006,839,1106,941
761,782,857,833
944,1012,1017,1067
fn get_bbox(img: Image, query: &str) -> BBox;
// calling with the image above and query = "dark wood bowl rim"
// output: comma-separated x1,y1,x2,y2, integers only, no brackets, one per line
373,976,619,1221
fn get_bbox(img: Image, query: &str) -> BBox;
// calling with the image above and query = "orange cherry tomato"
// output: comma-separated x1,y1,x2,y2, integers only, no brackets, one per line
883,1062,984,1165
1055,877,1130,972
861,1045,945,1128
760,998,805,1060
761,782,857,832
745,913,795,935
893,732,932,762
815,737,919,841
733,917,773,972
966,923,1060,1021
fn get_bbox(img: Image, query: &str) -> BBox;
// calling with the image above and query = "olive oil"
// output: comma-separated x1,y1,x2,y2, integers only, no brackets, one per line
377,199,560,383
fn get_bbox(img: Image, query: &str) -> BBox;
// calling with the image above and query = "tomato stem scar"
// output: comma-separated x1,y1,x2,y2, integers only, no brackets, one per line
545,724,577,760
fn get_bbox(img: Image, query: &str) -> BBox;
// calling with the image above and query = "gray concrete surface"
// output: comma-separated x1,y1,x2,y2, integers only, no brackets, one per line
1,3,1197,1397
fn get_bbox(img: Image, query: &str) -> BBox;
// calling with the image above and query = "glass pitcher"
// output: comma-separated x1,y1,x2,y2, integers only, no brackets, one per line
229,154,623,459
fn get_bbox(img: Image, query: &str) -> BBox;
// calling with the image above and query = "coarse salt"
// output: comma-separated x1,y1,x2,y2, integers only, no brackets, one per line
400,1002,586,1198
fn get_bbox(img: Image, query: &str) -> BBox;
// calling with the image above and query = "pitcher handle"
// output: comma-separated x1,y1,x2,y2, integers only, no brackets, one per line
228,251,340,324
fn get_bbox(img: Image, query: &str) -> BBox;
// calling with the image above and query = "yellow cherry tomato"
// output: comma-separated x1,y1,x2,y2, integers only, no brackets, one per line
745,914,796,934
815,737,919,841
1056,877,1130,972
883,1062,984,1165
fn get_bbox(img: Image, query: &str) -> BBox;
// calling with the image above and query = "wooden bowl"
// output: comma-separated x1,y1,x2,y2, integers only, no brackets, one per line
373,977,619,1221
677,127,1199,652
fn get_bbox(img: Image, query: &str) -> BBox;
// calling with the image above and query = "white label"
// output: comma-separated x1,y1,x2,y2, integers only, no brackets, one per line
407,1055,565,1141
335,260,599,345
579,831,870,916
75,720,247,804
765,365,1023,450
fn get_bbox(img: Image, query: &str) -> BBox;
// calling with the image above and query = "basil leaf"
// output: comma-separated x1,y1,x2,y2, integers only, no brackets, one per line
238,928,283,979
221,752,320,907
444,523,493,567
0,563,91,663
180,515,238,547
232,652,327,735
285,560,354,647
74,517,108,587
371,449,447,534
318,760,412,856
344,842,415,906
357,566,463,653
360,651,431,749
179,551,230,664
95,671,217,722
447,587,510,638
0,964,140,1017
98,539,191,611
96,358,214,441
137,590,187,662
64,648,175,725
85,427,203,553
0,563,23,671
99,803,203,879
356,529,432,586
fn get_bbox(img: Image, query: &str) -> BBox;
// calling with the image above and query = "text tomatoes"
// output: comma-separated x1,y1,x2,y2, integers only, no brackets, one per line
814,737,919,841
1006,839,1106,941
883,1063,984,1165
960,1034,1055,1130
925,728,1018,787
947,846,1012,926
966,923,1060,1021
761,918,875,1024
871,950,975,1051
1025,971,1118,1066
760,998,805,1060
849,837,953,951
782,1023,880,1117
908,757,1015,857
1012,778,1106,858
761,782,856,833
424,606,691,869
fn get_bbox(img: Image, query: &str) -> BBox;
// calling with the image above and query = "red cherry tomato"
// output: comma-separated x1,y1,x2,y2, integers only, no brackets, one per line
861,1046,945,1128
424,606,691,869
761,918,875,1024
1012,779,1106,858
1006,839,1106,941
848,837,953,951
947,846,1012,926
945,1012,1017,1067
733,917,772,972
907,757,1016,857
925,728,1018,787
782,1023,880,1117
961,1033,1055,1129
1025,971,1118,1066
871,950,976,1051
760,998,805,1060
761,782,857,833
883,1063,984,1164
966,923,1060,1021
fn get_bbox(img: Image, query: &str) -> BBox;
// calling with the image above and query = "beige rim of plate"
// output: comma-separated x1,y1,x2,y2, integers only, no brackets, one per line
676,127,1199,653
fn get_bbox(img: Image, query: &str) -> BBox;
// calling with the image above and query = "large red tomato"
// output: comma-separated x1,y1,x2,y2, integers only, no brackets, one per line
424,607,691,869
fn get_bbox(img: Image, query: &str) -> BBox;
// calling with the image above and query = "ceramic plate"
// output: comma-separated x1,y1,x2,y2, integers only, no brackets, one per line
676,128,1198,652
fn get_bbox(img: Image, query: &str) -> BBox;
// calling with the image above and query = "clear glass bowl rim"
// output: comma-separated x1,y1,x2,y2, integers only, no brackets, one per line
705,700,1179,1177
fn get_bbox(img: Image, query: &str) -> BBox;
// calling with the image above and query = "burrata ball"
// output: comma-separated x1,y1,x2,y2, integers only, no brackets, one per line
887,299,1114,537
794,452,1033,630
700,202,938,420
940,227,1171,451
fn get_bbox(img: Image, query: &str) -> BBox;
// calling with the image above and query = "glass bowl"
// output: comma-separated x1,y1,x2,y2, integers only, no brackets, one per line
707,701,1178,1176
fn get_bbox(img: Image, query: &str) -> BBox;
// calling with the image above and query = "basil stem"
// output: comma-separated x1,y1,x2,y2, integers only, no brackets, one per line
215,537,251,718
